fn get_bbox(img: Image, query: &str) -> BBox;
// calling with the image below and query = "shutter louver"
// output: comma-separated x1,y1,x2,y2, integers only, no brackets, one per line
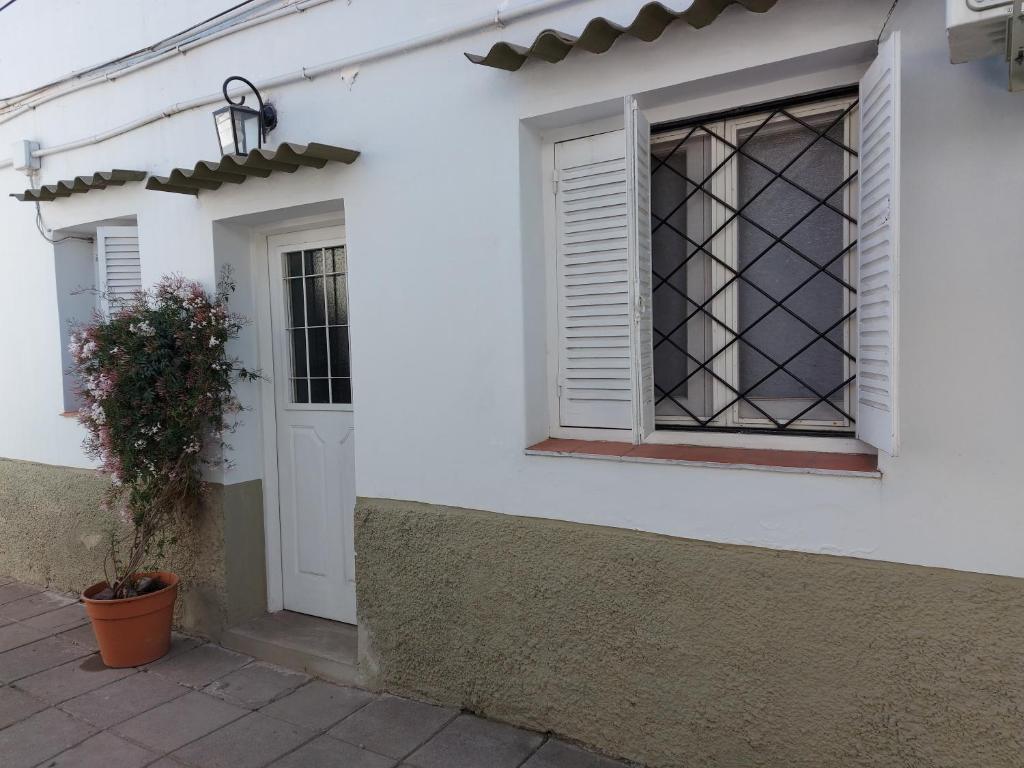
626,96,654,442
856,32,901,455
555,130,633,429
97,226,141,313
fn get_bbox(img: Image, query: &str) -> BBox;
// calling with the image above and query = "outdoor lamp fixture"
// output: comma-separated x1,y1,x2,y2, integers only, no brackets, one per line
213,76,278,156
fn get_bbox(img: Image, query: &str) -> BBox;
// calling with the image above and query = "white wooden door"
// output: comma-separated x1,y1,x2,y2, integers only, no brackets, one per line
268,227,356,623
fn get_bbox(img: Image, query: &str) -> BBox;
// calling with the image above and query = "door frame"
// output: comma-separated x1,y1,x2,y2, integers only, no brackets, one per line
251,212,347,615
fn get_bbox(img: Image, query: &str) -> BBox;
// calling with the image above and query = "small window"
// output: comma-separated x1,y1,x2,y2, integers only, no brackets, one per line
649,94,859,434
53,220,141,412
281,245,352,405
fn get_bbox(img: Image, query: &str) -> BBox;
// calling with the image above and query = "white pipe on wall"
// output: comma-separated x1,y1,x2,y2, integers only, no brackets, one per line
0,0,587,170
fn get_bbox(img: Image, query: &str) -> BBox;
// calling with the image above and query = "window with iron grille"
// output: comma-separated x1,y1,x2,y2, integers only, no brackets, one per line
649,92,860,434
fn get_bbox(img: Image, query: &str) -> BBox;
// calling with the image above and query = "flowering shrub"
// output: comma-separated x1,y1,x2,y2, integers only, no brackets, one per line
69,270,258,597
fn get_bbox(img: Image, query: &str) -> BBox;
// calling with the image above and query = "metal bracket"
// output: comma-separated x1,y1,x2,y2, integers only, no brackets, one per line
1006,0,1024,90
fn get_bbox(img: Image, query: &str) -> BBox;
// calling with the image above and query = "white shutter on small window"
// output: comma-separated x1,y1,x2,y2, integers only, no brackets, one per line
626,96,654,442
856,32,901,455
96,226,141,313
554,130,633,429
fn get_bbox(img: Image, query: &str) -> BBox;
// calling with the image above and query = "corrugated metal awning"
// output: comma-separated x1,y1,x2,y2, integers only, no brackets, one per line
11,170,147,202
146,142,359,196
465,0,779,71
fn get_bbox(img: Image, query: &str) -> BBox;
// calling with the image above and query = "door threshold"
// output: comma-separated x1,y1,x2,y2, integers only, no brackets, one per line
222,610,358,685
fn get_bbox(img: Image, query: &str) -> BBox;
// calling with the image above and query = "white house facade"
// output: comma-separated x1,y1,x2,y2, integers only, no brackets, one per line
1,1,1022,765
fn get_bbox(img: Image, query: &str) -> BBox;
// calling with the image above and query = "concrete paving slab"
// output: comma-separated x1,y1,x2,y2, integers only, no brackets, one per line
172,711,315,768
329,694,456,760
21,601,89,633
0,684,48,729
522,739,635,768
0,591,77,621
0,706,96,768
270,733,397,768
0,621,47,653
146,643,251,689
55,622,99,651
405,713,544,768
262,680,376,731
0,582,43,606
40,729,159,768
0,636,92,683
60,671,190,728
111,690,247,753
202,661,309,709
15,653,135,704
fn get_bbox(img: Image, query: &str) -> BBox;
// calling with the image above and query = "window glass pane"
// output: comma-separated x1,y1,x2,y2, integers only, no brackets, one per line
327,246,347,274
308,328,328,378
305,276,326,326
293,379,309,404
330,378,352,404
287,278,305,328
736,113,846,415
304,248,325,275
326,275,348,326
285,251,303,278
290,330,307,378
328,326,350,378
310,378,330,403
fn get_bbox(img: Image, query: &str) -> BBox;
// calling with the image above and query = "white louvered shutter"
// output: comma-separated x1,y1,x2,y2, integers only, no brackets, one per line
856,32,901,455
97,226,142,312
554,130,633,429
626,96,654,442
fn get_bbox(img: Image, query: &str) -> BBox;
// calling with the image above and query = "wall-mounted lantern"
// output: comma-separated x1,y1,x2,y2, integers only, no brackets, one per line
212,76,278,156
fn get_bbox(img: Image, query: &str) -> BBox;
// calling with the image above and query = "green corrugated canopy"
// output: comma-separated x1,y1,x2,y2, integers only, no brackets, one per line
465,0,779,71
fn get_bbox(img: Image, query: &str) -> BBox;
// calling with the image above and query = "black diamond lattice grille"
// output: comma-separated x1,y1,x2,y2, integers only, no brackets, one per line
651,95,859,433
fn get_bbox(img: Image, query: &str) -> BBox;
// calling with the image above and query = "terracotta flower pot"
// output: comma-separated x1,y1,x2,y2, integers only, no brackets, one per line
81,571,179,668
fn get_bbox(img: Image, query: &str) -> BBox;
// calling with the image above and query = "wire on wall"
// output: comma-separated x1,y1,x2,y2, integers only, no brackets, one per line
29,174,93,244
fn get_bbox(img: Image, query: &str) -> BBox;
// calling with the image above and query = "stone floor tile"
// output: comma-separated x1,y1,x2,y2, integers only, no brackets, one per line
147,759,187,768
60,671,190,728
0,707,96,768
202,661,309,709
522,739,633,768
0,636,92,683
38,730,158,768
406,714,544,768
171,711,315,768
56,622,99,651
15,653,135,703
111,690,247,753
270,734,397,768
262,680,376,731
0,684,48,728
0,591,76,621
0,621,47,653
140,632,203,668
22,602,89,634
329,695,456,759
146,643,251,689
0,582,43,606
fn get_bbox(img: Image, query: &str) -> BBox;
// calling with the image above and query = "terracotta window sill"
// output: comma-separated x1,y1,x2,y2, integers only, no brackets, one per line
59,411,78,419
527,438,879,477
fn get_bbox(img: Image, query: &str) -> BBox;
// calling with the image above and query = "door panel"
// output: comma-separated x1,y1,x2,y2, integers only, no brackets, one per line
268,227,356,623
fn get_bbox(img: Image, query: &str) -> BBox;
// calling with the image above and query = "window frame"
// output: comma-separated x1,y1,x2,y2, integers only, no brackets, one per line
541,99,876,456
649,93,860,435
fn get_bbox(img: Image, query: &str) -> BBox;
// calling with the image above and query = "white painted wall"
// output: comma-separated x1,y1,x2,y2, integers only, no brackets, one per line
1,0,1021,579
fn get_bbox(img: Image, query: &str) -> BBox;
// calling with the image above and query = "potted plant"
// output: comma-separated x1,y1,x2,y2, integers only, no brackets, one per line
69,271,257,667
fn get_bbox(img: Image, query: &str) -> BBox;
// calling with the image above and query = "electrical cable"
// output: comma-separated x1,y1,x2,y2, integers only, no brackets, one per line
28,173,93,245
0,0,263,106
0,0,20,14
878,0,900,42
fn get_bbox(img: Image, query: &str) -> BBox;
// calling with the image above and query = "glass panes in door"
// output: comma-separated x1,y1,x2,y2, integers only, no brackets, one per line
282,246,351,404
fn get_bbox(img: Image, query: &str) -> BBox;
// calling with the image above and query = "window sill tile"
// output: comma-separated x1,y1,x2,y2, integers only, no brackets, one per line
59,411,79,419
527,438,880,478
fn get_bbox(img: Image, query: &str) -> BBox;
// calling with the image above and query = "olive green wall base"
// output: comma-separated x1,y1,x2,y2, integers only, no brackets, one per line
0,458,266,640
355,498,1024,768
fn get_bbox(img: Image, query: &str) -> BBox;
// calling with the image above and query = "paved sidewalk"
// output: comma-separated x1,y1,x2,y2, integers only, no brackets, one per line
0,578,634,768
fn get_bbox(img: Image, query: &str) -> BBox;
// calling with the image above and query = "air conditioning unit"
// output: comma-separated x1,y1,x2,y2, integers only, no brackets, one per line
948,0,1024,89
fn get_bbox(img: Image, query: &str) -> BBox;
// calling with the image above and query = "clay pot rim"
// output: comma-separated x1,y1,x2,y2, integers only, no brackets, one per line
81,571,179,605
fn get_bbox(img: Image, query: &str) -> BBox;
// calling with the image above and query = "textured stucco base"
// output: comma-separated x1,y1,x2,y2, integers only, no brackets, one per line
0,458,266,640
355,497,1024,768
